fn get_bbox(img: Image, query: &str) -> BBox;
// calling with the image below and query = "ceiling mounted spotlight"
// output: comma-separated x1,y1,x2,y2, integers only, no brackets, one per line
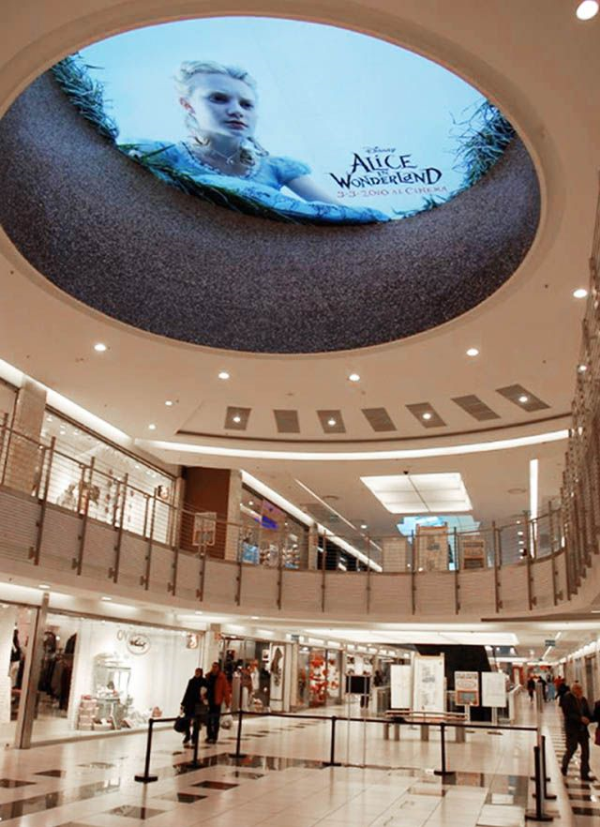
578,364,588,373
518,395,529,404
576,0,599,19
148,423,156,430
165,400,174,406
360,523,368,530
218,371,230,380
348,373,361,382
233,415,242,424
94,342,107,352
573,288,588,299
422,412,433,420
466,347,479,357
328,418,337,426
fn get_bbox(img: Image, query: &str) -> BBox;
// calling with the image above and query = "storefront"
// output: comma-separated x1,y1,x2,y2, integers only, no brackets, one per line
219,634,288,713
239,487,308,569
296,646,342,708
41,412,176,544
1,603,204,744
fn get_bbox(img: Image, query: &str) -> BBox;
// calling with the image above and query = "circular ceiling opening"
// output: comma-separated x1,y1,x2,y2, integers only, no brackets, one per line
0,16,541,353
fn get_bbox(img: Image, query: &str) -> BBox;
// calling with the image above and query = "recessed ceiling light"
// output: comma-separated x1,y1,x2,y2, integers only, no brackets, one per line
360,523,368,529
422,412,433,420
148,423,156,431
218,371,230,380
466,347,479,357
328,418,337,426
94,342,108,352
573,288,588,299
518,395,529,404
165,400,174,407
101,596,112,601
578,364,588,373
233,415,242,424
38,584,50,590
348,373,361,382
576,0,599,19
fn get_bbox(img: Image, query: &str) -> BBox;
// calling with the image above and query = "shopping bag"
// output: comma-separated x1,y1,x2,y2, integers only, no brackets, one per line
174,714,188,734
221,708,233,730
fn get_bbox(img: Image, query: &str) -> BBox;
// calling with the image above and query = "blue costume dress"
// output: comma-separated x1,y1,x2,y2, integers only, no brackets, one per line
121,141,389,225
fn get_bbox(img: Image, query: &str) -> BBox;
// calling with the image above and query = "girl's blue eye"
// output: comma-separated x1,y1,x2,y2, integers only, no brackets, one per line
241,100,254,109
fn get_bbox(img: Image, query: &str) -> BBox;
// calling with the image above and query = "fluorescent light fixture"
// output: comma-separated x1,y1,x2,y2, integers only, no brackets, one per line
348,373,361,382
93,342,107,352
573,288,588,299
143,429,568,462
466,347,479,357
218,371,230,380
101,596,112,602
38,584,50,590
361,472,472,514
577,0,599,19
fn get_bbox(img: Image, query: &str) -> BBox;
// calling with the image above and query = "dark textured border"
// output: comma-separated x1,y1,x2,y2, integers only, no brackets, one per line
0,73,540,354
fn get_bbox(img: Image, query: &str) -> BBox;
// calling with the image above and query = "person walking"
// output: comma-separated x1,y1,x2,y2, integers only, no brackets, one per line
527,676,536,701
180,667,206,746
206,662,232,744
561,682,595,781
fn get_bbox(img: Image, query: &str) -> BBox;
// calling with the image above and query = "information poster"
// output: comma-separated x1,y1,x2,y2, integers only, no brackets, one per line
391,664,413,709
455,671,479,706
413,655,445,713
481,672,507,708
461,537,486,570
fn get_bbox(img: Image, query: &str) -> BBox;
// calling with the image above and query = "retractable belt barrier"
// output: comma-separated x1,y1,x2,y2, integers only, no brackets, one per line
134,708,548,818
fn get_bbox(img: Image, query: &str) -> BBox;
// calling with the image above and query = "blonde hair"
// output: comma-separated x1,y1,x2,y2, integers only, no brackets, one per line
176,60,265,167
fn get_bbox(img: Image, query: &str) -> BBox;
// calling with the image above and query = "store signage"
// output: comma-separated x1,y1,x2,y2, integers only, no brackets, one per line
390,664,412,709
55,16,512,226
126,632,151,656
455,671,479,706
544,639,556,647
413,655,445,713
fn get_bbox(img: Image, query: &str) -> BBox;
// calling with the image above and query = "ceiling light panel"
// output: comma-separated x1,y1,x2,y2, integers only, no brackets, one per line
406,403,446,428
452,394,500,422
362,408,396,432
225,406,251,430
317,410,346,434
273,409,300,434
361,472,472,514
496,384,550,412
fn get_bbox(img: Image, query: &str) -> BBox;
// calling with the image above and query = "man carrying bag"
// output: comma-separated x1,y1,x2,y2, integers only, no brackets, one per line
561,682,595,781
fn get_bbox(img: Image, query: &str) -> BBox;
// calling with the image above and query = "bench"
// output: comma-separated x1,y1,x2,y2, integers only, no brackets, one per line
383,710,467,743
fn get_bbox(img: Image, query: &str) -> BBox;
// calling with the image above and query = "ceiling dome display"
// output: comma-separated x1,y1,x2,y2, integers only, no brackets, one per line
0,17,540,353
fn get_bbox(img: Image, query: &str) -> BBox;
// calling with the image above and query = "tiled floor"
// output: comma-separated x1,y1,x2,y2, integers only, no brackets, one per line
0,697,584,826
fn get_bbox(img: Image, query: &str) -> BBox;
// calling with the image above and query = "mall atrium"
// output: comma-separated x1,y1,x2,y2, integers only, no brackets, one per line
0,1,599,825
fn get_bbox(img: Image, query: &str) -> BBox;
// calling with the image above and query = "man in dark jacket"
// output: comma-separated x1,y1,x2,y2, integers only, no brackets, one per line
181,668,206,746
561,682,594,780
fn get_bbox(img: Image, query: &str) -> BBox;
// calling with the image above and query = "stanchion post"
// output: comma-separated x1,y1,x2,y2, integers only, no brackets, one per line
434,723,456,778
234,707,244,762
541,735,556,799
326,715,340,767
134,718,159,783
526,744,553,822
187,715,201,769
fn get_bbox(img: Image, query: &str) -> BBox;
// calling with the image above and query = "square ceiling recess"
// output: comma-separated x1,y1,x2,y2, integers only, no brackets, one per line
360,473,473,514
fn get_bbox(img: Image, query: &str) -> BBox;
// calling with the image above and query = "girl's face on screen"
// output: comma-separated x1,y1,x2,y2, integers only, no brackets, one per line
185,74,258,141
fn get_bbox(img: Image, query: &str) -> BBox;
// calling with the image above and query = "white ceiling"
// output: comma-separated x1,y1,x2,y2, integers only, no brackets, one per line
0,0,597,529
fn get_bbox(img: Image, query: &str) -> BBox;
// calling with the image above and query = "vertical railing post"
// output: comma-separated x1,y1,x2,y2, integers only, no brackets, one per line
74,458,95,576
453,527,460,614
111,472,128,583
234,707,244,761
493,521,502,612
525,515,534,609
142,493,156,590
0,411,13,487
235,525,243,607
327,715,340,766
366,535,372,614
410,530,416,615
168,503,180,596
32,437,56,566
277,523,284,610
321,533,327,613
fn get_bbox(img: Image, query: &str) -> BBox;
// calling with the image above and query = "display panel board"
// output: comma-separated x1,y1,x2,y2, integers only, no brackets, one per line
455,671,479,706
391,664,413,709
413,655,445,713
481,672,507,708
